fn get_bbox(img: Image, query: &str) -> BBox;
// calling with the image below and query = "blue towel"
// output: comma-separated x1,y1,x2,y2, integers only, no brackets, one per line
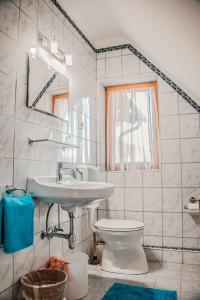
0,198,3,245
3,192,34,254
102,283,177,300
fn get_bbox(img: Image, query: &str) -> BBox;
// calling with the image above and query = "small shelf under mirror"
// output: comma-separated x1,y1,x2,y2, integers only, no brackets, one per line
28,138,79,148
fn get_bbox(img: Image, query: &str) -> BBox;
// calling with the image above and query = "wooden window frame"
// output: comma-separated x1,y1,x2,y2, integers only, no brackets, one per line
52,92,68,114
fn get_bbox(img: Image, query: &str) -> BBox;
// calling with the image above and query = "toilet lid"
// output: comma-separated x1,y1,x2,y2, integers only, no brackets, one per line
94,219,144,231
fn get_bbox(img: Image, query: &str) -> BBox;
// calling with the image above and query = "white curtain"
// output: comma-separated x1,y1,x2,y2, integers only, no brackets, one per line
106,86,160,171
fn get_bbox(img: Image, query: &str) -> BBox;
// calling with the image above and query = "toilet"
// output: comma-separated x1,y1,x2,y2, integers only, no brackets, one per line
94,219,148,275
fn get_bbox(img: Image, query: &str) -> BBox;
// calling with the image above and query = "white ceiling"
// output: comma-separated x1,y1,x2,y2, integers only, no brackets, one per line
58,0,200,101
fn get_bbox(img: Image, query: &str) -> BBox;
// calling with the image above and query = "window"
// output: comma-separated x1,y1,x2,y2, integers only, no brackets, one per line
105,82,160,171
52,93,69,120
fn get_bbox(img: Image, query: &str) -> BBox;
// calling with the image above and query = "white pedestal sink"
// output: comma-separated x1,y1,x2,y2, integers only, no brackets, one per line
27,174,114,249
27,175,114,211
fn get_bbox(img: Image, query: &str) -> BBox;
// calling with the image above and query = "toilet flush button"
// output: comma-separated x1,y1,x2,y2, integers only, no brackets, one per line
0,145,2,159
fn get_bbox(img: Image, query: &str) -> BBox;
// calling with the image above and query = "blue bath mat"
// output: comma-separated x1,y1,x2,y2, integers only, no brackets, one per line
101,283,177,300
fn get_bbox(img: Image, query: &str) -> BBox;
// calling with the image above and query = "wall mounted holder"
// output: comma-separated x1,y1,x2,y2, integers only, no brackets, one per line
184,196,200,215
28,138,79,149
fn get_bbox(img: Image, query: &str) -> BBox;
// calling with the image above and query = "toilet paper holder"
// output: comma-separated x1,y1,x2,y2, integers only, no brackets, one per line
184,197,200,215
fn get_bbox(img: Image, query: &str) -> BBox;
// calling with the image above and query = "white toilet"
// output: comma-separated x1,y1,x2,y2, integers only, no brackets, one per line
94,218,148,275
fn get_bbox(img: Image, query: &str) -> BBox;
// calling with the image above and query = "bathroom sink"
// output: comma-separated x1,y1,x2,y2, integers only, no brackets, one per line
27,176,114,211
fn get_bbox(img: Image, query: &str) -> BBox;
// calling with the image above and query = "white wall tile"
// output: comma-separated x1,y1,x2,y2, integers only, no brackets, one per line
106,56,122,78
181,138,200,163
140,61,152,74
0,72,16,117
125,170,142,187
143,171,162,187
38,0,52,38
183,252,200,265
21,0,39,23
125,211,143,222
14,246,34,282
0,159,13,187
160,115,180,139
159,92,178,116
143,188,162,212
107,171,124,187
0,31,17,77
161,139,181,163
163,213,182,237
144,235,162,246
144,212,162,236
183,238,200,249
145,248,162,262
14,159,33,189
34,233,50,269
19,11,37,50
125,188,143,211
163,236,182,248
162,164,181,187
179,95,198,115
183,213,200,239
97,52,105,60
16,81,35,122
97,59,106,79
122,55,139,77
158,78,174,93
108,187,124,211
0,0,19,40
163,188,182,212
0,250,13,293
108,210,124,219
0,115,14,159
106,50,121,58
163,250,182,264
182,163,200,187
180,114,200,138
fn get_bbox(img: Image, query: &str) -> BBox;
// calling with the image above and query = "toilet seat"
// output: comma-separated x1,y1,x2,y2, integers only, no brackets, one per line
94,219,144,232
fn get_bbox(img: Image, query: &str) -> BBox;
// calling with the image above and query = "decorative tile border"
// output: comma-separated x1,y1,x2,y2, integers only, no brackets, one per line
97,241,200,253
144,244,200,253
51,1,200,114
51,0,96,52
97,44,200,113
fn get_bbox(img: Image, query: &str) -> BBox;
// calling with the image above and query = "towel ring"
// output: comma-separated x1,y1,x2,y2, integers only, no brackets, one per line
2,186,26,199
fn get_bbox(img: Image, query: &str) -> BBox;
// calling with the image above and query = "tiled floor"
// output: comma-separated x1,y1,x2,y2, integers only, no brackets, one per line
83,262,200,300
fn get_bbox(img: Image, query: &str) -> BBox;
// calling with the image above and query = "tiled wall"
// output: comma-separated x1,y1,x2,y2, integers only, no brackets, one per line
96,49,200,265
0,0,96,297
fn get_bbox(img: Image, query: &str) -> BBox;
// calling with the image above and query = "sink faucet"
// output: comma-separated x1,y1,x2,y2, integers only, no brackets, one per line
56,162,83,183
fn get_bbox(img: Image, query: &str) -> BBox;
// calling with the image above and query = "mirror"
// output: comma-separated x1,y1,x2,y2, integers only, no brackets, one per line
27,55,69,121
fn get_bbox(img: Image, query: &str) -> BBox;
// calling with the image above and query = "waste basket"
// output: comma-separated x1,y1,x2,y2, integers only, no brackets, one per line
21,269,67,300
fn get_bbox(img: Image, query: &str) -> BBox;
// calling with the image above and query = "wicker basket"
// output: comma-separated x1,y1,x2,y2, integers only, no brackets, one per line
21,269,67,300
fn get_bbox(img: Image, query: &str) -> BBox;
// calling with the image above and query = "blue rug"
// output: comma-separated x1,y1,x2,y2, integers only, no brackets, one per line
101,283,177,300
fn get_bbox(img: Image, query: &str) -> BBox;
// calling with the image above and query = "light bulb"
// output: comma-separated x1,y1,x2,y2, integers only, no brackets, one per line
64,54,72,66
30,47,37,58
51,39,58,55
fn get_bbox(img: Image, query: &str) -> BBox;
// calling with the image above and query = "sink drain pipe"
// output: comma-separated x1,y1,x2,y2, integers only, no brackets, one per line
41,204,76,249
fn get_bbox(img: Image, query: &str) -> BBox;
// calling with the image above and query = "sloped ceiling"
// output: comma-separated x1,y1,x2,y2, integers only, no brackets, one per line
58,0,200,101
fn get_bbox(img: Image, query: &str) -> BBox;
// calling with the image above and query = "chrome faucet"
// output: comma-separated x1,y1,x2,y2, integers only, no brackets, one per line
56,162,83,183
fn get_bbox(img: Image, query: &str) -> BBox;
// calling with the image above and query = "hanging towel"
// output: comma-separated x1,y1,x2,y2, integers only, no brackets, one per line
0,198,3,245
3,192,34,254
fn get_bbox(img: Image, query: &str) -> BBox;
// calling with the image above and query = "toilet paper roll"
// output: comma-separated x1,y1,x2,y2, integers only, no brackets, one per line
188,201,199,210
